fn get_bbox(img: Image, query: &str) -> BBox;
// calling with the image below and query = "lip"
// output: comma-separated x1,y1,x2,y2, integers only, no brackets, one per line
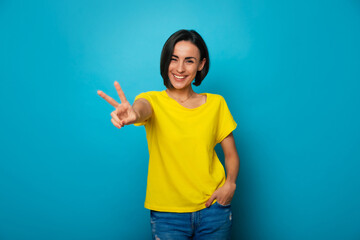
172,74,187,81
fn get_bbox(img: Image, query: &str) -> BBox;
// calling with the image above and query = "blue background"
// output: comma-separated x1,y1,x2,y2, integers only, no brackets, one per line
1,0,360,239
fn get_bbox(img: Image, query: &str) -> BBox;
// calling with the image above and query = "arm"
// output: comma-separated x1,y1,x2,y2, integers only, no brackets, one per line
221,132,240,186
205,132,240,207
132,98,153,124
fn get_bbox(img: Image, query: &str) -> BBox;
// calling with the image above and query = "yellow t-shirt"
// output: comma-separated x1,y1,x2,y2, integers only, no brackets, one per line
134,90,237,212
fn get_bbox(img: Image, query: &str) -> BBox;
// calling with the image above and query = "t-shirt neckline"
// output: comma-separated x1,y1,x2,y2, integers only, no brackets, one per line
162,90,208,110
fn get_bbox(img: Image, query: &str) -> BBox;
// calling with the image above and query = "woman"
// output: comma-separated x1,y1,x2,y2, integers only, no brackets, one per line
98,29,239,240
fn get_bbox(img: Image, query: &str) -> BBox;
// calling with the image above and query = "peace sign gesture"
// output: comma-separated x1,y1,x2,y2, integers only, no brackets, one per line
97,81,138,129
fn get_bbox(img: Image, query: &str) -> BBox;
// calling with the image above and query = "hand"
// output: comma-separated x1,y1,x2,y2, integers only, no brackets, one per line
205,181,236,207
97,81,138,129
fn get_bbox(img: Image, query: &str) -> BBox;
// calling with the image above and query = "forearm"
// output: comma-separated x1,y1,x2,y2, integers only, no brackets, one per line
225,155,239,185
132,99,153,124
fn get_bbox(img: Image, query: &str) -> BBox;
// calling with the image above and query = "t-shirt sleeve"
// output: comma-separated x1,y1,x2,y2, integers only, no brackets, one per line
133,92,152,126
216,96,237,144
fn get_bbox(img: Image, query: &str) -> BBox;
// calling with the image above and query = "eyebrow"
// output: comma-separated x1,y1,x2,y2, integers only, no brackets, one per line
172,55,197,60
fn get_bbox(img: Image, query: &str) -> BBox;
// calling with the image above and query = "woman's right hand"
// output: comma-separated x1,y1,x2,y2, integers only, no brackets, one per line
97,81,138,129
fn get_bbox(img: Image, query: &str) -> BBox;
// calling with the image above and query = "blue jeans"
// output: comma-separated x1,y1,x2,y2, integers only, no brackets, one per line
150,202,232,240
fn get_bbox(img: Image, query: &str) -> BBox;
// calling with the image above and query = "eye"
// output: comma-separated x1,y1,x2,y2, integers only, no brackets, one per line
186,60,194,63
171,58,177,61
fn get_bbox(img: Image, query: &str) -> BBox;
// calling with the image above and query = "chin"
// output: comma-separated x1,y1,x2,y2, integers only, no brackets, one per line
171,82,190,90
169,79,193,90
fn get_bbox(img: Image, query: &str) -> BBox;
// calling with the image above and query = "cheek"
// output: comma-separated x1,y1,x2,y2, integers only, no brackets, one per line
190,65,199,74
168,63,175,72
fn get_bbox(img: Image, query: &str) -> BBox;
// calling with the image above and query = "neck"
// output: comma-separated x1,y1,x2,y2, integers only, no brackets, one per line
166,86,195,102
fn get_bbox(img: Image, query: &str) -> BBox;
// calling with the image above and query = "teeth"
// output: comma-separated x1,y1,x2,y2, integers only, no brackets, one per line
174,75,185,79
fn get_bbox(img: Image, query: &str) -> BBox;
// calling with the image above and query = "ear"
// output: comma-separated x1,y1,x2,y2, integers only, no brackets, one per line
198,58,206,71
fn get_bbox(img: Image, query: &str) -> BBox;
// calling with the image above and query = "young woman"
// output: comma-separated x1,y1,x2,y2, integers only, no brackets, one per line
98,29,239,240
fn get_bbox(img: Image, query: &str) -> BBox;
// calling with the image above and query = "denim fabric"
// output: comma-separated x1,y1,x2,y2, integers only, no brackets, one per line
150,202,232,240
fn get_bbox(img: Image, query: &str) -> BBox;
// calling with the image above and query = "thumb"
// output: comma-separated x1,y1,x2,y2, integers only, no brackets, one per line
205,193,217,208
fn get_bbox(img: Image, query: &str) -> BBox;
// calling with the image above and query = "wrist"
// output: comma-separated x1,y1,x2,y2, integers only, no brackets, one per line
133,108,141,122
225,179,237,188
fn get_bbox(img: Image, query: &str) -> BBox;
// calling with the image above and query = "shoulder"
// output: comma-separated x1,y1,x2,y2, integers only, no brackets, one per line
145,90,163,95
135,91,165,104
205,93,233,113
135,91,163,98
205,93,226,104
136,91,162,97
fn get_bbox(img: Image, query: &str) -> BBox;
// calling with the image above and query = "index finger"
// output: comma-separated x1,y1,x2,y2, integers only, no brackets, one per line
97,90,119,108
114,81,128,103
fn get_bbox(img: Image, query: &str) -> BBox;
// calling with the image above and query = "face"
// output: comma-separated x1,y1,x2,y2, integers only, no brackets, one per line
168,40,206,90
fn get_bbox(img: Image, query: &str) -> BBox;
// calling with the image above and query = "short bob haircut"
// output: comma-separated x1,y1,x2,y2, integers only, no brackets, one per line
160,29,210,89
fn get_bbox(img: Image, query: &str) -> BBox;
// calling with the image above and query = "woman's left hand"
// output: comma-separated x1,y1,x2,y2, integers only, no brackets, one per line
205,181,236,207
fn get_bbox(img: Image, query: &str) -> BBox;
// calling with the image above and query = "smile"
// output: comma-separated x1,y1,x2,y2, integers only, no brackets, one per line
173,74,186,79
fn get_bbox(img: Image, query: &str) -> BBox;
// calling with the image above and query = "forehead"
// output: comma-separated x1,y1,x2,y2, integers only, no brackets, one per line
173,40,200,57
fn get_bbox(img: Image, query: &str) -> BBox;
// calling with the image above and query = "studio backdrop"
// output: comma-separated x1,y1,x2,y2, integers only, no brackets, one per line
1,0,359,239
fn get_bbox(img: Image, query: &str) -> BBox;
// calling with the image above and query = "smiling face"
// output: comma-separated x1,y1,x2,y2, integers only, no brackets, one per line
168,40,206,90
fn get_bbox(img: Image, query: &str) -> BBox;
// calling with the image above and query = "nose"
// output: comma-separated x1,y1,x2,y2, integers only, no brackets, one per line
176,61,185,73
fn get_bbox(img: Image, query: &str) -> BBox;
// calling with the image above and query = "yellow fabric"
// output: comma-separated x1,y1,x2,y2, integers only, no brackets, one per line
134,90,237,212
